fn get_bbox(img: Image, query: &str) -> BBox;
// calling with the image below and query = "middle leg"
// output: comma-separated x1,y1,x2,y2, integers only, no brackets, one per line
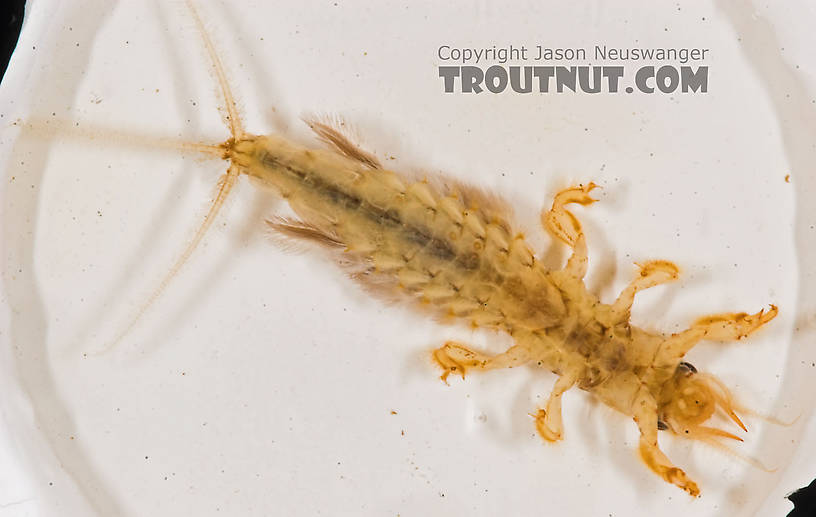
608,260,680,324
533,370,578,442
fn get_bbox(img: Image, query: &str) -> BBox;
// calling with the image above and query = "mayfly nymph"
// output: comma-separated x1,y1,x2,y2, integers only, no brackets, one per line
108,0,779,497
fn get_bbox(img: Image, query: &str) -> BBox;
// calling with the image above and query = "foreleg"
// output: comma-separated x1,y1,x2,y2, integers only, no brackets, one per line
633,389,700,496
655,305,778,369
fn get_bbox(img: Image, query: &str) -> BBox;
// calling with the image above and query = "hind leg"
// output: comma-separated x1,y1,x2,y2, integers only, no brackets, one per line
608,260,680,323
541,183,599,280
432,341,532,383
655,305,778,370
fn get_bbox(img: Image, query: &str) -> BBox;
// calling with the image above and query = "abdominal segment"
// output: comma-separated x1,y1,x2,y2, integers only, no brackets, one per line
236,133,565,333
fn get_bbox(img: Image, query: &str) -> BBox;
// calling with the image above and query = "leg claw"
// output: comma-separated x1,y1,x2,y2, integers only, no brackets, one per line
432,345,469,383
667,467,700,497
533,409,563,442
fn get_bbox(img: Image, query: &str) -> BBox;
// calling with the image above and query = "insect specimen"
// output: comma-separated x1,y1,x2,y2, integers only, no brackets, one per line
104,0,779,498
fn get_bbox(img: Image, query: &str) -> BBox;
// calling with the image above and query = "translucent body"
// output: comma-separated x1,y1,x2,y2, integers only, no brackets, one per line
118,0,779,497
226,132,777,496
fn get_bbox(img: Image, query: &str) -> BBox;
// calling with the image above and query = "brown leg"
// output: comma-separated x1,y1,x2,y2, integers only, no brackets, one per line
541,183,599,280
432,341,532,383
608,260,680,324
533,371,577,442
655,305,778,370
632,388,701,496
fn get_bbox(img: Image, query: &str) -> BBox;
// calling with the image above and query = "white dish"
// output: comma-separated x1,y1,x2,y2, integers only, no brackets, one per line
1,1,814,515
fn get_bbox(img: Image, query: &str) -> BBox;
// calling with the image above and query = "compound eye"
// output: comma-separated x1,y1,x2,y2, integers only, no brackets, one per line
678,361,697,374
657,420,668,431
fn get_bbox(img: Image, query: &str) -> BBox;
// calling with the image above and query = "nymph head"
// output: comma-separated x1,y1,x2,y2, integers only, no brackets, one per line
656,362,747,442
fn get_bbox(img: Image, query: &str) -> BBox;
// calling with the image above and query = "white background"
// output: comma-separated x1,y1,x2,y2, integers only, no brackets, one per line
1,1,815,516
